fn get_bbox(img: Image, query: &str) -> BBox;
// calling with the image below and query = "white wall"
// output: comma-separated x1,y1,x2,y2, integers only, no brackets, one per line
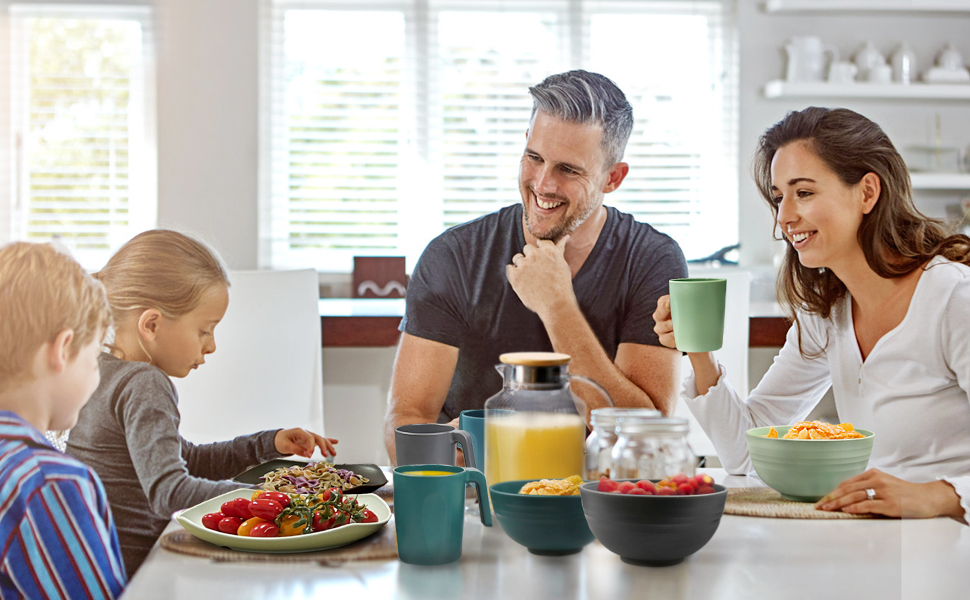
736,2,970,266
155,0,259,270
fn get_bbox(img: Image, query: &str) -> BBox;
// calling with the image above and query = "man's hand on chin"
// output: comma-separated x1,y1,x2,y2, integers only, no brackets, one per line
506,235,577,319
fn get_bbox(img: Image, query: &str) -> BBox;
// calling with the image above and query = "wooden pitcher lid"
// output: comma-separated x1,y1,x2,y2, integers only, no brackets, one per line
499,352,571,367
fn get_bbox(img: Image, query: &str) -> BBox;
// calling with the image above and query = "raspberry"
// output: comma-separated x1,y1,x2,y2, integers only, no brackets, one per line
628,487,647,495
656,487,676,496
635,480,656,493
677,483,694,495
618,481,636,494
696,485,716,495
597,477,619,493
672,473,689,485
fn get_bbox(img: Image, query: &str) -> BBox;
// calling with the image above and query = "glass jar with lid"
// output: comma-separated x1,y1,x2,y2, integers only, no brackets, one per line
585,408,660,480
611,416,695,480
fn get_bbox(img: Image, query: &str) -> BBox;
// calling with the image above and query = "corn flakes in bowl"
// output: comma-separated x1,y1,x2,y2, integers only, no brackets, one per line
746,423,875,502
489,478,593,555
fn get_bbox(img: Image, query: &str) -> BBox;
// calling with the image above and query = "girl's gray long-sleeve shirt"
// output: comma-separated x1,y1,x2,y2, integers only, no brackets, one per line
66,353,283,575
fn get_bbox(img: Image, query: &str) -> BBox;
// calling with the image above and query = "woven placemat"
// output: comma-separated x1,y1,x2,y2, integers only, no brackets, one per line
160,518,398,565
725,487,874,520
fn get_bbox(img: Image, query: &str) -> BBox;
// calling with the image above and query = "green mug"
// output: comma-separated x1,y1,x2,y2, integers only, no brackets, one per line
669,278,727,352
393,464,492,565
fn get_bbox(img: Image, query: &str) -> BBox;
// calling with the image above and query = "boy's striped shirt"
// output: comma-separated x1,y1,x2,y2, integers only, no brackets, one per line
0,412,126,599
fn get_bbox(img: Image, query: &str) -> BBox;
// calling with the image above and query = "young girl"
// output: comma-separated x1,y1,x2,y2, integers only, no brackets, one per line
654,107,970,521
66,230,338,574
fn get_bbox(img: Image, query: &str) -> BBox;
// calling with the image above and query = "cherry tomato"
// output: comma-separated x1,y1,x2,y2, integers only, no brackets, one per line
278,514,307,537
249,498,284,521
359,509,379,524
312,509,335,532
250,522,280,538
201,512,224,531
218,516,243,534
230,497,254,520
322,488,342,502
220,500,242,519
236,517,267,536
257,491,291,509
331,510,351,529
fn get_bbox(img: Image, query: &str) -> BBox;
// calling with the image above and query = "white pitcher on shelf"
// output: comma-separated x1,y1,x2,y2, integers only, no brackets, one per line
785,36,838,83
891,43,917,85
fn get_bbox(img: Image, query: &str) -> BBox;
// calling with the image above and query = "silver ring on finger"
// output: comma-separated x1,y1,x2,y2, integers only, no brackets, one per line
865,487,876,501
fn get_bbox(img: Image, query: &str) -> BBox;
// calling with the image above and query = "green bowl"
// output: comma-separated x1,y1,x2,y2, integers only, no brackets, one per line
746,426,875,502
488,480,595,556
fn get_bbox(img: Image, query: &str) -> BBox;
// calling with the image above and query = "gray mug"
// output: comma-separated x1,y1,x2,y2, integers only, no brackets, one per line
395,423,477,469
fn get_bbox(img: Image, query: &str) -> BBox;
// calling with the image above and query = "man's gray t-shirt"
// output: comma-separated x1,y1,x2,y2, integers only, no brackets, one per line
400,204,688,422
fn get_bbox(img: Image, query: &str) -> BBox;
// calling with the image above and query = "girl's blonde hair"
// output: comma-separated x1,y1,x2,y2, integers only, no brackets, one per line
94,230,230,330
0,242,110,394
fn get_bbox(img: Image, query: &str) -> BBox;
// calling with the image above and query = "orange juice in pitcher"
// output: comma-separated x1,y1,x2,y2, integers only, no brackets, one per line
483,352,613,486
485,411,586,483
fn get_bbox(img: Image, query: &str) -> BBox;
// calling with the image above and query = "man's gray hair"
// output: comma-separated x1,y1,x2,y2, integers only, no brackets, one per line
528,70,634,167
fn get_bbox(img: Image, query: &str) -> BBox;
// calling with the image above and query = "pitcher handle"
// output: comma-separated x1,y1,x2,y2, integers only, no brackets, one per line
569,374,615,426
450,429,477,469
463,467,492,527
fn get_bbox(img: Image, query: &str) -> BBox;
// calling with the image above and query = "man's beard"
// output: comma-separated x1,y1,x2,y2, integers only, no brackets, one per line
522,190,596,243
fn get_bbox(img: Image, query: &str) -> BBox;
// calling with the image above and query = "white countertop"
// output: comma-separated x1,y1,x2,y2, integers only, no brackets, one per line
120,470,969,600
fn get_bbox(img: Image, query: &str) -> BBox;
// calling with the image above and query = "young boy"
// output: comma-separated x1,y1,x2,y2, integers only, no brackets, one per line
0,242,126,599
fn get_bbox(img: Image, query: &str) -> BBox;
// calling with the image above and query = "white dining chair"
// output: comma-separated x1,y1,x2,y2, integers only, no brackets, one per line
674,268,751,462
175,269,325,446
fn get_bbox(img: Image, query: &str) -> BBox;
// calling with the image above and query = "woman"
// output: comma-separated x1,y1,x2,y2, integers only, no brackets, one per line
653,107,970,520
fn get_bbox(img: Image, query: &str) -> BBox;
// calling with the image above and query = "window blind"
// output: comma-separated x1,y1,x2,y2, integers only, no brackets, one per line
2,2,156,270
260,0,738,272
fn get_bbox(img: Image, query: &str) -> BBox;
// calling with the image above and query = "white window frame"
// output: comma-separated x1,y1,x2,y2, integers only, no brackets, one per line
0,0,157,270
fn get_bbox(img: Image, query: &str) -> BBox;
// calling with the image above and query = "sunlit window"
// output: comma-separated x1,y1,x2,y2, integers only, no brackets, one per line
2,4,156,269
261,0,737,271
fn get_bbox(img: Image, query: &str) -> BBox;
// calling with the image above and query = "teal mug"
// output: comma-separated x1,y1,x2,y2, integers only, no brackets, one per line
393,464,492,565
458,410,485,472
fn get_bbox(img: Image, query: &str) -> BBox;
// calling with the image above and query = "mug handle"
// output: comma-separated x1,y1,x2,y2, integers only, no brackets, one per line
463,467,492,527
450,429,477,469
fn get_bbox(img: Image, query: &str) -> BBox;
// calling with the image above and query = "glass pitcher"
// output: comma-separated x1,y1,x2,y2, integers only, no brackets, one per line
484,352,612,487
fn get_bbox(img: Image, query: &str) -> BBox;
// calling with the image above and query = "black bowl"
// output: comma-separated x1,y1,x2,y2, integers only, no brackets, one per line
232,460,387,494
579,480,727,566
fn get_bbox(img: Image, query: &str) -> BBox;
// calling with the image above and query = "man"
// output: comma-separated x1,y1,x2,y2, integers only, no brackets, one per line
384,70,687,463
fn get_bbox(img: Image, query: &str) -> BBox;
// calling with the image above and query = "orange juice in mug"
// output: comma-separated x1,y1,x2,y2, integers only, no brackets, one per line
485,412,585,484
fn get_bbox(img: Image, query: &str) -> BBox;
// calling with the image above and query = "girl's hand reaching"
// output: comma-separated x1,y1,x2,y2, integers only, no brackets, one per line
274,428,339,459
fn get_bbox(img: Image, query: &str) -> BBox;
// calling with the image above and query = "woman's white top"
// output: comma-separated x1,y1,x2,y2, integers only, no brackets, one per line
684,256,970,520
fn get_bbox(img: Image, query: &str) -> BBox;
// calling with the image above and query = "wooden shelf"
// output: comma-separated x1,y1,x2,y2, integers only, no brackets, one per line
764,80,970,100
765,0,970,13
910,173,970,189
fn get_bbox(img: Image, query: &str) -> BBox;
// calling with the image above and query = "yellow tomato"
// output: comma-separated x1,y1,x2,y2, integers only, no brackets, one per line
278,514,307,537
237,517,267,537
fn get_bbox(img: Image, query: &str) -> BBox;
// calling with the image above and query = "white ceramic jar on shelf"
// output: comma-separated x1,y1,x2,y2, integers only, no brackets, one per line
853,41,886,82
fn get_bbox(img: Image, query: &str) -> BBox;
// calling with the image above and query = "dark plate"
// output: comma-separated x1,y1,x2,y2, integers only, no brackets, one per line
232,460,388,495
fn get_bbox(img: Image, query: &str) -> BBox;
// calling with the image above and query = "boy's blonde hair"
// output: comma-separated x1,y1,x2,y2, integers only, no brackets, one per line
0,242,110,394
94,230,230,329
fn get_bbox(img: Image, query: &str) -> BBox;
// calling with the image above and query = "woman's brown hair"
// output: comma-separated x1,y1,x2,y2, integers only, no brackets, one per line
753,107,970,352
